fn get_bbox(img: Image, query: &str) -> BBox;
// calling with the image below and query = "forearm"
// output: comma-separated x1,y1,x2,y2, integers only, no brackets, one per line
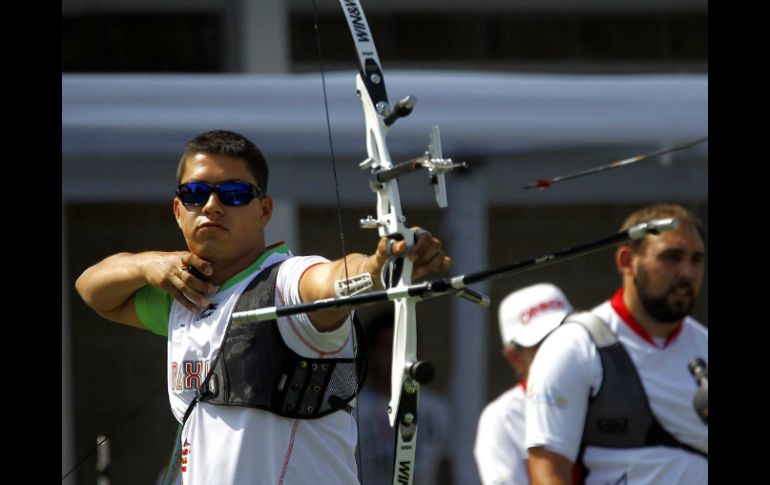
299,253,377,331
528,447,573,485
298,232,449,331
303,253,379,298
75,252,155,313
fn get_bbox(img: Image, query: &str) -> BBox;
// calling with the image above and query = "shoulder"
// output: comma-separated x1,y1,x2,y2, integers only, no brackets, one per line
538,318,596,357
683,316,708,339
529,317,601,391
481,386,519,416
276,255,330,276
484,385,525,422
477,386,522,443
274,255,331,294
590,299,614,321
673,316,708,358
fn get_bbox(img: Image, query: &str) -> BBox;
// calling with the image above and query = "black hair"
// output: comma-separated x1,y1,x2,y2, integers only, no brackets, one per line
177,130,269,193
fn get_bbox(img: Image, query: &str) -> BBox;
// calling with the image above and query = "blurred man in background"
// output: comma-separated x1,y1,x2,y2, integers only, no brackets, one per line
474,283,573,484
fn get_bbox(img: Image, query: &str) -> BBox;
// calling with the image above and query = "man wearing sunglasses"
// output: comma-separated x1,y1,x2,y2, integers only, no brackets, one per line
75,130,451,485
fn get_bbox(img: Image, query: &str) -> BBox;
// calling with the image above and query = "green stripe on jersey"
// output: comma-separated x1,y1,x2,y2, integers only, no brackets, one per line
135,285,173,336
134,243,291,336
218,242,290,293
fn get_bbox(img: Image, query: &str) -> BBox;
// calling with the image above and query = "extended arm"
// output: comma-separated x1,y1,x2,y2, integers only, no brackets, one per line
299,230,451,331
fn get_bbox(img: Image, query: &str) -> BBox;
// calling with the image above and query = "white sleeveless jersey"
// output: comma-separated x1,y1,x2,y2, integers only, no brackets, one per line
525,291,708,484
162,245,358,485
474,383,530,485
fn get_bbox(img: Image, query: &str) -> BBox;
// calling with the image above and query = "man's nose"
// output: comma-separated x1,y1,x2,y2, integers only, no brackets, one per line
202,191,225,214
677,259,701,282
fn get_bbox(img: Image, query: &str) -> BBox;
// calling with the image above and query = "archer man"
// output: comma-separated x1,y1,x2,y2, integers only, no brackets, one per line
76,129,451,485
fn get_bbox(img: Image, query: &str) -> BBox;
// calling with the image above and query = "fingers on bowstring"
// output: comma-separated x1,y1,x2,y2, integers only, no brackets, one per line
185,254,214,278
175,266,214,311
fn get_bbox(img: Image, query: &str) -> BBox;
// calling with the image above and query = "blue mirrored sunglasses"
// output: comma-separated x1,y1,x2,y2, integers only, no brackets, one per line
175,181,264,207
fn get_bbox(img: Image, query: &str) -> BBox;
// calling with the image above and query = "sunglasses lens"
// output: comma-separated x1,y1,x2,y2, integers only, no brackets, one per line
178,182,212,206
218,182,255,206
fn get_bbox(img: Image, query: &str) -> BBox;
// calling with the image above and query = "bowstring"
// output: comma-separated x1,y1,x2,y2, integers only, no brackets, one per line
310,1,364,483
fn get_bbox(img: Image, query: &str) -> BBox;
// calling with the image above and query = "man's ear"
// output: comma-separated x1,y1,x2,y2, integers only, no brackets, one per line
616,244,634,275
260,196,273,225
173,198,183,229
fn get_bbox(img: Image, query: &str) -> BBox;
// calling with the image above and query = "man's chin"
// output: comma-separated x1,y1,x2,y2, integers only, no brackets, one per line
669,295,695,313
660,303,692,323
657,316,683,326
189,242,226,262
640,295,692,324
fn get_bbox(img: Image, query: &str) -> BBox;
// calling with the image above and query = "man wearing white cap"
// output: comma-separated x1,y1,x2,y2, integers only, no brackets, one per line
474,283,573,485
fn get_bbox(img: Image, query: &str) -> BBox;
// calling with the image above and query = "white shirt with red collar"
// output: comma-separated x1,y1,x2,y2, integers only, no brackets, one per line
525,290,708,485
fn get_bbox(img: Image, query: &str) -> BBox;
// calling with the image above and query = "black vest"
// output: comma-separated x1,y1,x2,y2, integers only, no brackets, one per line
182,261,367,424
565,312,707,462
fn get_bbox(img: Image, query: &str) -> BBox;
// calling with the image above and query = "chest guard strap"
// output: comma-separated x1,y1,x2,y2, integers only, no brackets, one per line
566,312,707,461
183,261,367,424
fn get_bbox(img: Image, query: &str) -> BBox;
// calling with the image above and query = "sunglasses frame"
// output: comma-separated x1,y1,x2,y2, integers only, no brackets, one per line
175,180,264,207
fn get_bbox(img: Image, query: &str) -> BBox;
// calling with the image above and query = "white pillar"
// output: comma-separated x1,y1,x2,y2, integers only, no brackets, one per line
62,204,75,484
447,169,488,485
228,0,289,73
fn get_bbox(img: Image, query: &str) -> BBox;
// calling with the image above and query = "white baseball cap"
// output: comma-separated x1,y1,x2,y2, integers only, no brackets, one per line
498,283,573,348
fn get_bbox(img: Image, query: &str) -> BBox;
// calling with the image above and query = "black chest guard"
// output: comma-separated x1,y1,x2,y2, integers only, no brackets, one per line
566,312,707,462
182,261,367,424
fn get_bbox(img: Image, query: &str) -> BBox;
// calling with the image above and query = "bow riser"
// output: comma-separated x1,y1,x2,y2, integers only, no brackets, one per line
345,10,423,482
339,3,440,484
355,73,420,436
356,75,411,239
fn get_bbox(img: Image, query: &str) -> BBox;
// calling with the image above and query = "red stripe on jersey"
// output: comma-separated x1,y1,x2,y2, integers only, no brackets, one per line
278,419,301,485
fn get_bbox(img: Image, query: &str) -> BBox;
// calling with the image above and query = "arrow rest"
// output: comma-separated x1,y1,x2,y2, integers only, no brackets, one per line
364,125,465,211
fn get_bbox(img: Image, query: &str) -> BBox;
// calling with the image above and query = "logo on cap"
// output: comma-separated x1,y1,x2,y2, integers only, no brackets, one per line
520,299,568,324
